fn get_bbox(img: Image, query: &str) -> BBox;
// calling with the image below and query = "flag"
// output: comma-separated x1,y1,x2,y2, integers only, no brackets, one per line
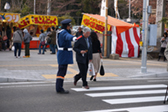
114,0,120,19
100,0,106,17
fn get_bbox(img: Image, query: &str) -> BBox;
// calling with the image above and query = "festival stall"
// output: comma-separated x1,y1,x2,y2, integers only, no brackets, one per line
18,14,58,48
81,13,140,58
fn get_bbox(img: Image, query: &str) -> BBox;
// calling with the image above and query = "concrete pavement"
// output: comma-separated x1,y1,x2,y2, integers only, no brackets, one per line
0,49,168,83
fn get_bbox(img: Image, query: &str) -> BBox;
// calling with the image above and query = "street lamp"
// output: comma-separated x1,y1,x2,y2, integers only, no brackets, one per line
4,2,10,10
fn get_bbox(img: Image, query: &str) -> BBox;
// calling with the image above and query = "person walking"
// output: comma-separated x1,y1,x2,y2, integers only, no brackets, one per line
2,27,7,51
90,32,102,81
75,26,83,37
6,25,12,51
48,26,56,54
73,27,92,89
23,29,32,58
44,28,51,51
158,32,168,61
13,27,23,58
38,30,46,54
56,19,77,94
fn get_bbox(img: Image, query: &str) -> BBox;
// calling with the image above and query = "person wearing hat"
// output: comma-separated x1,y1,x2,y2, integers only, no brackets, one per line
56,19,77,94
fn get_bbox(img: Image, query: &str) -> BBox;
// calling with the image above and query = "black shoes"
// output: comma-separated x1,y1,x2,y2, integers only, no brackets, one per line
57,90,69,94
90,76,96,81
90,76,94,81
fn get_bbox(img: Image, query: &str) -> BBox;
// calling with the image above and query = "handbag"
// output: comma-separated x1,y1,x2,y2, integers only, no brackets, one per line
88,62,95,76
100,59,105,76
41,41,45,46
3,35,8,41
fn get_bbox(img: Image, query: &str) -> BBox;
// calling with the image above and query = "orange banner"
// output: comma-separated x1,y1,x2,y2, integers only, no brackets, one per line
81,14,111,34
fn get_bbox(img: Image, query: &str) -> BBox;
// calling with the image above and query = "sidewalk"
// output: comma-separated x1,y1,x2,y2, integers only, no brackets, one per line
0,50,168,83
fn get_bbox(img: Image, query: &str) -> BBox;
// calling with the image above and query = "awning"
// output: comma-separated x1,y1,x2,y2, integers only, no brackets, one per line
82,13,139,34
19,14,58,28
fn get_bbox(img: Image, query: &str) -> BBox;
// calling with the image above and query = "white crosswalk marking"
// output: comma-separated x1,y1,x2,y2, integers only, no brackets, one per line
86,89,166,97
71,84,168,112
71,84,167,92
103,96,164,105
83,105,168,112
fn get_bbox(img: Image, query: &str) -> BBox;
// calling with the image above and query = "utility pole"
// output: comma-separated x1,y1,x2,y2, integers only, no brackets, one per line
47,0,51,15
141,0,149,73
34,0,36,14
104,0,108,57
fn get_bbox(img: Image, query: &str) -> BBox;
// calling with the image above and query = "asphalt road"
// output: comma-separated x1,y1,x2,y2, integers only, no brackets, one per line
0,79,168,112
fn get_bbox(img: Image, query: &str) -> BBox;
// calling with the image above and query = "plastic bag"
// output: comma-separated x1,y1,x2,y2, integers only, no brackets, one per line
88,62,95,76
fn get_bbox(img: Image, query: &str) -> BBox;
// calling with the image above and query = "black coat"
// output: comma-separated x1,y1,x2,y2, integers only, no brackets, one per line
73,35,92,64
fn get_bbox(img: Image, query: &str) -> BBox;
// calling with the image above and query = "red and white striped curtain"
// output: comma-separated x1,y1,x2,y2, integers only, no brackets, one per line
112,26,140,57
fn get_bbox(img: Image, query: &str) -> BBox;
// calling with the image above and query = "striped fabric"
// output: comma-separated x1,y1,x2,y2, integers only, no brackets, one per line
112,26,140,57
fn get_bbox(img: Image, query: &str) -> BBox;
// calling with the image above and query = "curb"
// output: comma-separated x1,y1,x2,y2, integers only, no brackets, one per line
0,77,44,83
129,72,168,78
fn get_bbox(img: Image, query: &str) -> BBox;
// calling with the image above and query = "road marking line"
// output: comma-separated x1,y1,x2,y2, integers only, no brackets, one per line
83,105,168,112
103,96,165,105
86,89,166,97
71,84,167,92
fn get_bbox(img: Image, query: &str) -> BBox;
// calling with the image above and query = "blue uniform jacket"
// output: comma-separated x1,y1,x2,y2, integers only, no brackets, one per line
57,29,74,65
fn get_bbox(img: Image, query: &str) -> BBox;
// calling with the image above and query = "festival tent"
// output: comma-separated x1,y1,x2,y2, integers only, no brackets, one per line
18,14,58,48
81,13,140,58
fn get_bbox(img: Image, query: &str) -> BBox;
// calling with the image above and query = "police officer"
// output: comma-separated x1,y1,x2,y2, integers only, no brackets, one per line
56,19,77,94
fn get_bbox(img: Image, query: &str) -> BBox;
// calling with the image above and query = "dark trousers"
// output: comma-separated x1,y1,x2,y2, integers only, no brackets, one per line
14,43,21,57
74,61,89,86
56,64,68,92
25,43,30,56
158,47,166,61
50,44,55,54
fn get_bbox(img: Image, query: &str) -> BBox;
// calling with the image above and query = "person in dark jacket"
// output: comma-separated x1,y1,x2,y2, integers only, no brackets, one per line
90,32,102,81
38,30,46,54
6,25,11,50
13,27,23,58
56,19,77,94
75,27,83,37
48,26,56,54
23,29,32,58
73,27,92,89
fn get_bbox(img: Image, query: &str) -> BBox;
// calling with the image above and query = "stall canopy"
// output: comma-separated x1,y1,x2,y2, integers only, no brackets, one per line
0,12,20,23
82,13,140,58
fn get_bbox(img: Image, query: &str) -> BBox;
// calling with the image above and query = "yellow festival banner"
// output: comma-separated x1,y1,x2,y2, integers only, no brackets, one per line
81,14,111,34
0,13,20,23
19,14,58,28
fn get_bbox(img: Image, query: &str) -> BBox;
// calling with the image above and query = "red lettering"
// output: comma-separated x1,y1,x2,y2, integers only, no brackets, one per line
83,19,90,26
90,22,95,28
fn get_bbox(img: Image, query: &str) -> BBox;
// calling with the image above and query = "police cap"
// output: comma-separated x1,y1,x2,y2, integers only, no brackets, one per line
61,19,72,25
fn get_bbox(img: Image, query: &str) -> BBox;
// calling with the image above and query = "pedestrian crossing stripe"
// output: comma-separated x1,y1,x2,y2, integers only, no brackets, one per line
85,89,166,97
103,96,165,105
71,84,167,92
83,105,168,112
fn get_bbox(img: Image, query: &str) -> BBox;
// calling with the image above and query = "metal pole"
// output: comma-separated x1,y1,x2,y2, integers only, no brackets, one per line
104,0,108,57
129,0,131,19
141,0,149,73
34,0,36,14
47,0,51,15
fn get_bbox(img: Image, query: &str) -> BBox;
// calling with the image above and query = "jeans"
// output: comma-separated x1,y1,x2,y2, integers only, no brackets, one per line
14,43,21,57
50,44,56,54
39,43,45,54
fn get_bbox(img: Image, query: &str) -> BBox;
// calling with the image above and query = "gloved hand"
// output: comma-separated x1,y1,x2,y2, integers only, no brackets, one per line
73,37,77,42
